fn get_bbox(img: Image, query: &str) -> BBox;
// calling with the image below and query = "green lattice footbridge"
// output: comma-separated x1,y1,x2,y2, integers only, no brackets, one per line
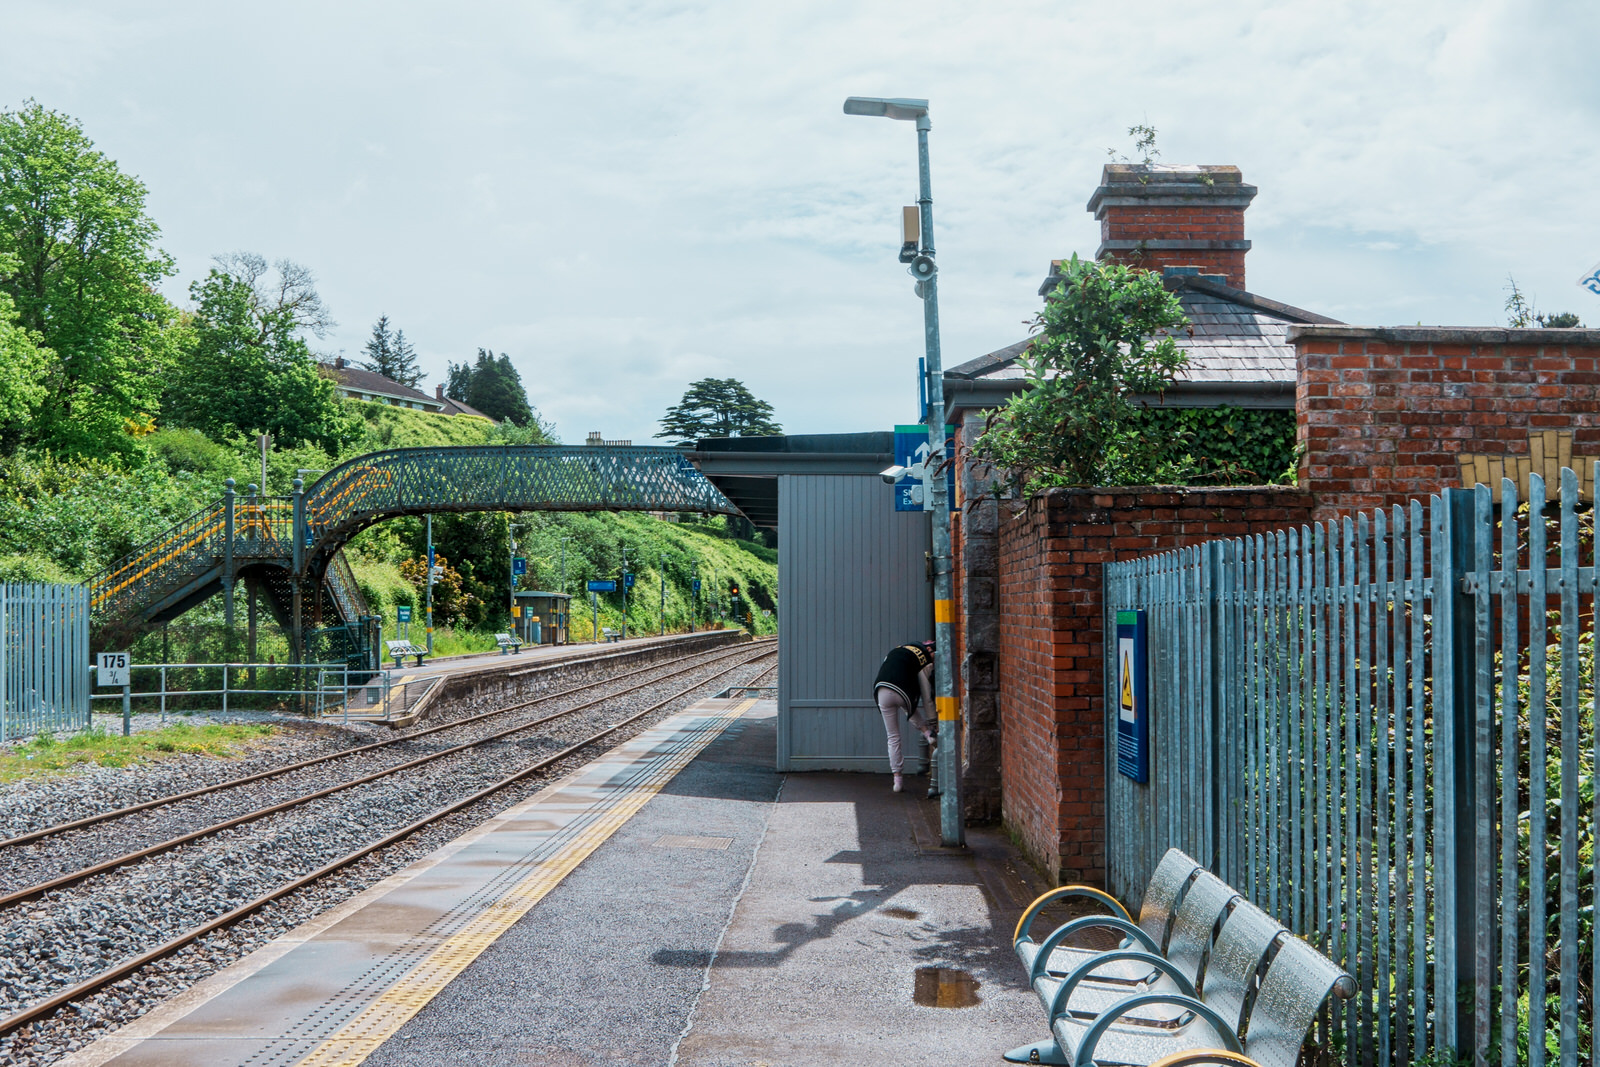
89,445,739,653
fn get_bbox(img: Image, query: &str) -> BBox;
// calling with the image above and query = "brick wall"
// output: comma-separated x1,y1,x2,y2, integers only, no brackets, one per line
995,485,1315,884
1293,326,1600,522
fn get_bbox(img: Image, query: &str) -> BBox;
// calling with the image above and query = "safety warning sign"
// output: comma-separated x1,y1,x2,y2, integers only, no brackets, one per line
1114,610,1148,783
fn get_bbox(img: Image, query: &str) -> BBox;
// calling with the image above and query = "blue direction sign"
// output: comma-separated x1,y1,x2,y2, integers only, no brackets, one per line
691,578,701,593
892,424,957,513
587,579,617,593
512,557,527,576
624,572,635,588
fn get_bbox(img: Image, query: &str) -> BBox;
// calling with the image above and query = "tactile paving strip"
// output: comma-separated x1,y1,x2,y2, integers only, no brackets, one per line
280,699,755,1066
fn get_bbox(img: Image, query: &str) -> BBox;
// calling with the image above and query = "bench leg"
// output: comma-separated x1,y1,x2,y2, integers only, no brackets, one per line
1003,1039,1069,1066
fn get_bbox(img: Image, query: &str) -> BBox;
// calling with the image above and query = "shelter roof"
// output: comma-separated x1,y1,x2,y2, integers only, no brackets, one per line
686,433,895,529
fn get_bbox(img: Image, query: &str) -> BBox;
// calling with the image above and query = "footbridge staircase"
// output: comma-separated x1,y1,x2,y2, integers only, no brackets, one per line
89,445,740,662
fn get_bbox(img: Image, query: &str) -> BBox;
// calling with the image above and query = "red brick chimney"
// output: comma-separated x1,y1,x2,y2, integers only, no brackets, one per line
1086,164,1256,289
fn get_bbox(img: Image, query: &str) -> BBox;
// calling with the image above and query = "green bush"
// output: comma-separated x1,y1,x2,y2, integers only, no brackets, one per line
1132,407,1297,486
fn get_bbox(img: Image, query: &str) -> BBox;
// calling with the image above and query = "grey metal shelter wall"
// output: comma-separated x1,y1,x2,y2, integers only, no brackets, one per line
777,474,933,771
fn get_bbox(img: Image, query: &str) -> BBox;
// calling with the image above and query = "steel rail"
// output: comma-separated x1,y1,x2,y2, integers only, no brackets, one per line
0,644,774,909
1,638,767,850
0,647,775,1039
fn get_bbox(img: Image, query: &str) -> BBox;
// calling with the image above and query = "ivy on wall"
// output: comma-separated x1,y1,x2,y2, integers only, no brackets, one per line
1130,406,1297,486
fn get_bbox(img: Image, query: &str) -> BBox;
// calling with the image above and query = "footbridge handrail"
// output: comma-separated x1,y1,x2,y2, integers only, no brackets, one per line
88,444,739,633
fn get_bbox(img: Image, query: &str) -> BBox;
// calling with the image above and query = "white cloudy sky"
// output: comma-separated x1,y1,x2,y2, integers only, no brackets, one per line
4,1,1597,443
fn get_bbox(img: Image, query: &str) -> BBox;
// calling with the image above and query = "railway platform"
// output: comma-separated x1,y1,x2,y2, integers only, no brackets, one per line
61,694,1050,1067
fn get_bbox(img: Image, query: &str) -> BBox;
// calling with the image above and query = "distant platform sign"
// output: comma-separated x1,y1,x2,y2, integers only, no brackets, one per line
587,579,617,593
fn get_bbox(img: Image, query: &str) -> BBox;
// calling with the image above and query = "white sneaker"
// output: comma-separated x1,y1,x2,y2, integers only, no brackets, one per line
893,774,904,793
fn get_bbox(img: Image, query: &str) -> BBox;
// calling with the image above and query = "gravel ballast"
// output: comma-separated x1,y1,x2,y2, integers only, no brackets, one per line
0,646,773,1066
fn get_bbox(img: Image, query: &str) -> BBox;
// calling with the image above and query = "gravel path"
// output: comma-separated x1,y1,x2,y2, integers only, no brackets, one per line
0,646,772,1066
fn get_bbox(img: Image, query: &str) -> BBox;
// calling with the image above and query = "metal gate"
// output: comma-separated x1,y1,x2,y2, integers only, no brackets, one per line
1,582,91,741
1104,470,1597,1067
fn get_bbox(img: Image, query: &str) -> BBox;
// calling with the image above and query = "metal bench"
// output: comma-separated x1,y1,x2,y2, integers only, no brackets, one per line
494,632,522,655
385,639,427,668
1029,869,1239,1028
601,627,621,642
1008,862,1354,1067
1014,849,1203,986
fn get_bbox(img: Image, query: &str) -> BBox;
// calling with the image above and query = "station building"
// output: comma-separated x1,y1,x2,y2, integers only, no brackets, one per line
696,161,1600,888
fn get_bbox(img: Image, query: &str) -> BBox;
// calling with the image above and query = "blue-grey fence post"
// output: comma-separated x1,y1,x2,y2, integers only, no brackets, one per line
1435,487,1479,1054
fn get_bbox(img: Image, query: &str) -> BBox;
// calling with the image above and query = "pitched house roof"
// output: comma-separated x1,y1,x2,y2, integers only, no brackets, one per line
318,359,496,421
944,272,1342,412
438,394,492,419
319,360,443,410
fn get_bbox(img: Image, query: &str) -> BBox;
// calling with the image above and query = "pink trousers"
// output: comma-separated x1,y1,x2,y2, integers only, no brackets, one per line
876,686,931,774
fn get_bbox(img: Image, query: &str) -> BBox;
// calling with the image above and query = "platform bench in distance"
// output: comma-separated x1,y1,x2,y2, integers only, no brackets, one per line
495,632,522,655
386,640,427,668
601,628,621,642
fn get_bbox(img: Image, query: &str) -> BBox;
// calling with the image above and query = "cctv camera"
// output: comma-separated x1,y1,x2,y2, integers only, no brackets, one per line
880,464,910,484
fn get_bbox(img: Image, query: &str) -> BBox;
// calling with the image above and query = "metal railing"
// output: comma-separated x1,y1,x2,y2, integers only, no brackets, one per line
88,661,432,723
86,445,739,635
1,583,91,741
1104,467,1600,1067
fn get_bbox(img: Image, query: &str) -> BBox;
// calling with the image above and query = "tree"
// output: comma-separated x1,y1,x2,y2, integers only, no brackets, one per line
972,253,1191,493
361,314,423,386
0,100,180,457
655,378,782,442
163,254,360,452
444,359,474,402
446,349,534,425
0,254,48,448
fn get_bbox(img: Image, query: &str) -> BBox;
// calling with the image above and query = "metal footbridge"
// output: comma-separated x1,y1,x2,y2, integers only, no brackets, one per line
88,445,739,658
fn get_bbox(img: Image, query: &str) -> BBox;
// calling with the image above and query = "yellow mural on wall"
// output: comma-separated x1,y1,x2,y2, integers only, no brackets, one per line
1457,429,1596,503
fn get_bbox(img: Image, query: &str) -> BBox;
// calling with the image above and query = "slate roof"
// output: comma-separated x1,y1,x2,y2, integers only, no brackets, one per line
438,395,493,419
946,274,1341,392
319,362,442,407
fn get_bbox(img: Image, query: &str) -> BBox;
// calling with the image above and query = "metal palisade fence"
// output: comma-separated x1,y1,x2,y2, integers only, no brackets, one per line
1,583,91,741
1104,468,1600,1067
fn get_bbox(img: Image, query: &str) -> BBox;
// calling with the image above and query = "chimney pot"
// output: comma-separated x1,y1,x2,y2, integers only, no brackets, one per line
436,384,444,399
1087,164,1256,289
334,355,344,369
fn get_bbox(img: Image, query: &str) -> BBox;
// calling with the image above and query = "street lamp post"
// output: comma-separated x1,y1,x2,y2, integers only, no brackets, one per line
844,95,963,847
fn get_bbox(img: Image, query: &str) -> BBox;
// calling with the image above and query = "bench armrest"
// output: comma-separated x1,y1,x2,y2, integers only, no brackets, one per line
1029,917,1161,981
1015,885,1132,947
1067,992,1241,1067
1147,1052,1263,1067
1044,949,1197,1022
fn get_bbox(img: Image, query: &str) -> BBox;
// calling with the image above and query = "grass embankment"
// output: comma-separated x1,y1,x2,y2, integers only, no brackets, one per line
0,721,277,782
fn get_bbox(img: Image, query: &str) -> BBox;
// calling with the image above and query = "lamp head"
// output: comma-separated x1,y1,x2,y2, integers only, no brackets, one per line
843,96,929,122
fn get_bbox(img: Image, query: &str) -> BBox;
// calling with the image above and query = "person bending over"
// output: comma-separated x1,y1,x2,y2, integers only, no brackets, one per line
873,640,936,793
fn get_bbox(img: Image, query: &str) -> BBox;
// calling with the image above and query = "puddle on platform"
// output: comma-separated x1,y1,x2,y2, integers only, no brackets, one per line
913,966,982,1008
881,906,920,920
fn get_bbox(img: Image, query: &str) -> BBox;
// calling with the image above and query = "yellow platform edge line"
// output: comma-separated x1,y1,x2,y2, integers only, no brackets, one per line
293,699,755,1067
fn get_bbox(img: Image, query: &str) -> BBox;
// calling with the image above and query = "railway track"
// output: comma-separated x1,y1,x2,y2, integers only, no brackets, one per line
0,642,775,1045
0,637,769,855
